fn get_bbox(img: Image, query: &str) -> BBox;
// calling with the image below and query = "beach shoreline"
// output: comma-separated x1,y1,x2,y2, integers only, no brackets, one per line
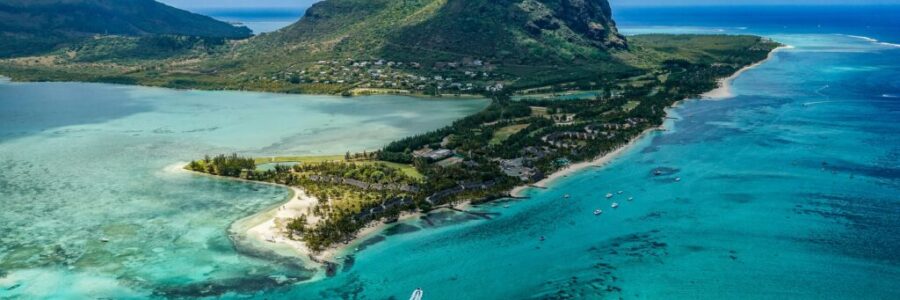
510,127,660,198
701,45,792,100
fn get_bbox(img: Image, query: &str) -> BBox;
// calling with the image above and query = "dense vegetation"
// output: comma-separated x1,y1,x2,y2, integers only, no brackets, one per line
0,0,251,57
186,154,255,177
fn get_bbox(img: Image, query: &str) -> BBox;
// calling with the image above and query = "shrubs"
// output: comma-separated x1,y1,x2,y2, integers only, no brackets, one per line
187,154,255,177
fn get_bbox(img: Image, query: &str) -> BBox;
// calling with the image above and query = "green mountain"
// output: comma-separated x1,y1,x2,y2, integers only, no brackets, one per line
261,0,623,57
241,0,625,70
0,0,252,57
0,0,778,97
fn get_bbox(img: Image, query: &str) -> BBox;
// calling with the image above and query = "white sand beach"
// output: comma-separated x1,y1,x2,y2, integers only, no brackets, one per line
511,127,659,198
702,45,792,100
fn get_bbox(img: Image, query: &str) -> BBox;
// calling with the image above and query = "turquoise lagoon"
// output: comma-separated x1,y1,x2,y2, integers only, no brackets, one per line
3,11,900,300
0,82,488,298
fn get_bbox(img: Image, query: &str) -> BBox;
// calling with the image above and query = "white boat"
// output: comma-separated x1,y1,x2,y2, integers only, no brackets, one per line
593,209,603,215
564,194,570,199
605,193,613,198
410,288,424,300
503,204,511,208
617,191,623,194
611,202,619,209
628,197,634,201
675,177,682,182
100,237,110,243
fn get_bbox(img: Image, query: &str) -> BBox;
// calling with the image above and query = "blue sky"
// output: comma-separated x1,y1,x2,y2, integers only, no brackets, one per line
160,0,900,10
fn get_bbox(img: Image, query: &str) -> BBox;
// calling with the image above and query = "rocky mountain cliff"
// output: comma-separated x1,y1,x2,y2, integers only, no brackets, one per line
249,0,626,65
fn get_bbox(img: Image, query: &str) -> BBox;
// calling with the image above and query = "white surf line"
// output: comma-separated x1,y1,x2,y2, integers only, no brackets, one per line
843,34,900,48
803,100,900,106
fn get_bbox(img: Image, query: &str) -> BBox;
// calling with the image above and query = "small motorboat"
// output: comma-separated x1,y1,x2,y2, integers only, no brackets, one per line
410,288,424,300
564,194,570,199
605,193,613,199
675,177,682,182
503,204,511,208
617,191,623,194
628,197,634,201
593,209,603,215
100,237,110,243
611,202,619,209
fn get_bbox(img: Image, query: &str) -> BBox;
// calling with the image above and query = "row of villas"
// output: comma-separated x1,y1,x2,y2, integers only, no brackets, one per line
424,180,498,205
264,57,504,92
354,196,414,222
306,175,420,193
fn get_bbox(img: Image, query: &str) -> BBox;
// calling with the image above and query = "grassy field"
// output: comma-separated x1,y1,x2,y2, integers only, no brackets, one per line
255,155,424,180
490,124,530,145
622,100,641,112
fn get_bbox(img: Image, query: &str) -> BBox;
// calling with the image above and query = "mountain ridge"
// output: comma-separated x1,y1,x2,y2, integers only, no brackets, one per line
0,0,252,57
250,0,627,64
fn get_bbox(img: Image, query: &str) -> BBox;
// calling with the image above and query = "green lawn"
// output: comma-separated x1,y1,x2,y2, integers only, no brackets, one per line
490,124,530,145
254,155,424,180
622,100,640,112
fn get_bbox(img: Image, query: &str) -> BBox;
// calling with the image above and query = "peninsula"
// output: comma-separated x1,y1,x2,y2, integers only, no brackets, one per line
0,0,780,267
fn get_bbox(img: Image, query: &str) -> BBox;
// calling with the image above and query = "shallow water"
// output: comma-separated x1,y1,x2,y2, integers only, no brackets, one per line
0,82,487,298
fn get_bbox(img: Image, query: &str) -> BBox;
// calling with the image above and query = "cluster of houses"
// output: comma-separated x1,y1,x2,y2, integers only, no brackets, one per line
499,158,545,182
354,196,414,222
424,180,498,205
267,57,503,93
413,148,454,161
306,175,420,193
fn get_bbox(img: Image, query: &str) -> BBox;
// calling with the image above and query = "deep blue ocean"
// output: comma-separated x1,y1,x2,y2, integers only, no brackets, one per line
1,5,898,300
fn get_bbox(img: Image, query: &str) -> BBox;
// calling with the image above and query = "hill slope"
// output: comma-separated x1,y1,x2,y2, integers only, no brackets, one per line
0,0,778,97
0,0,252,57
248,0,625,65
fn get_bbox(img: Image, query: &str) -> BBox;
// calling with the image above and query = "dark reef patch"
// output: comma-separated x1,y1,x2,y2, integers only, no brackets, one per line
318,274,365,299
530,231,670,298
720,193,755,204
355,235,386,252
649,167,679,177
795,192,900,264
152,275,300,298
341,255,355,273
384,223,421,236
